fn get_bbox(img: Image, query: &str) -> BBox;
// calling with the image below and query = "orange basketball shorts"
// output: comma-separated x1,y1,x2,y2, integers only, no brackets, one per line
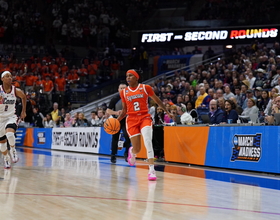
126,114,152,138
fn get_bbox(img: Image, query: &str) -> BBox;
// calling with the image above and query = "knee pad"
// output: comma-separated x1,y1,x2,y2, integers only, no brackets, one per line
6,132,15,146
141,126,154,159
0,142,7,152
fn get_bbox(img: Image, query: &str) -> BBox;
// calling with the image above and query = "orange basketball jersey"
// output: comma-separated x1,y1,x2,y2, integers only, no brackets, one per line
120,84,154,115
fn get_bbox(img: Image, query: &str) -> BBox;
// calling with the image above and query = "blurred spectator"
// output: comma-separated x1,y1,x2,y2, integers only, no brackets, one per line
204,46,215,59
242,89,256,109
154,106,165,125
270,67,280,88
208,99,223,124
23,72,36,93
162,103,173,123
64,113,74,127
149,99,157,122
195,86,209,108
229,97,243,116
42,76,54,109
264,87,279,116
216,89,224,99
34,75,44,97
71,112,79,126
60,108,66,124
207,88,215,100
234,86,243,107
67,69,80,89
44,113,55,128
274,77,280,92
55,73,67,107
222,100,238,124
218,97,226,111
87,59,98,84
265,96,280,125
50,102,62,127
240,98,259,122
32,107,44,128
90,109,106,126
257,90,270,116
90,111,97,126
73,112,89,127
254,87,263,101
169,105,180,124
223,85,235,100
24,92,37,123
192,46,202,54
253,68,266,88
110,56,121,80
77,64,88,85
185,101,198,121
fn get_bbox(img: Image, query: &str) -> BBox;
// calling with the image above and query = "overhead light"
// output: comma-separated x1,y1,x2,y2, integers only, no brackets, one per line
226,45,233,49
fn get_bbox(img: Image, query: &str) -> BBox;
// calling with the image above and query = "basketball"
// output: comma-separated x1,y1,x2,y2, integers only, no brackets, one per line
104,118,120,135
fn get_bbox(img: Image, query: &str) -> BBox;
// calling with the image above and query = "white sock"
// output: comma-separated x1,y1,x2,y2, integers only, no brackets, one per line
131,147,136,156
149,165,155,173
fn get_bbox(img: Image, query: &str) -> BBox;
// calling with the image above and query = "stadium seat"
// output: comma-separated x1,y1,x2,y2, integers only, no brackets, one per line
196,107,209,123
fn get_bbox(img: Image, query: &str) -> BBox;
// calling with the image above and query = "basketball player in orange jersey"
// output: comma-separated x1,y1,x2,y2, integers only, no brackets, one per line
0,71,26,169
117,69,172,181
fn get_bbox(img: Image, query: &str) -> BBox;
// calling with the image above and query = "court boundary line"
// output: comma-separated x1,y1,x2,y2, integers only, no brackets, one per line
0,192,279,216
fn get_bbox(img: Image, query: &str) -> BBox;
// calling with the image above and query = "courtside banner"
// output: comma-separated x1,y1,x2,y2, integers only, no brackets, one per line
51,127,101,153
205,126,280,174
33,128,52,149
15,127,26,146
205,170,280,190
98,128,128,156
164,126,209,165
24,128,34,147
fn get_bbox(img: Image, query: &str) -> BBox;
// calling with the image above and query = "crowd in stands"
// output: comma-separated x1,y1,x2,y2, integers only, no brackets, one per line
22,101,109,129
0,45,125,116
9,40,280,162
197,0,276,25
147,41,280,126
0,0,132,48
48,0,131,48
2,0,280,51
0,0,46,45
3,39,280,129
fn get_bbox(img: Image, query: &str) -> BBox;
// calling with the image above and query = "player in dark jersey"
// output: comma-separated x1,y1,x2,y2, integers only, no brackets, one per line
106,83,131,163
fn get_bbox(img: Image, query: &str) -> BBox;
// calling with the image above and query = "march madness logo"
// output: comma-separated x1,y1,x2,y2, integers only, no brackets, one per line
231,133,262,162
38,132,46,144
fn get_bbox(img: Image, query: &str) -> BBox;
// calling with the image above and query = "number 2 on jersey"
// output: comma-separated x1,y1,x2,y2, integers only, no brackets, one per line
134,102,140,111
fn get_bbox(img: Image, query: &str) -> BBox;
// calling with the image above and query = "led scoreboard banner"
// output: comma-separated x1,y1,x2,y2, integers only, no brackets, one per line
139,27,279,45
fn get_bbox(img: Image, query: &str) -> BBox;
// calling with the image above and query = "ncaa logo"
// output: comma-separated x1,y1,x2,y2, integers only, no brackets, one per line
231,133,262,162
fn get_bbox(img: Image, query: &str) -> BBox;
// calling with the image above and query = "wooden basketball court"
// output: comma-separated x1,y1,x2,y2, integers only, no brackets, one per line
1,147,280,220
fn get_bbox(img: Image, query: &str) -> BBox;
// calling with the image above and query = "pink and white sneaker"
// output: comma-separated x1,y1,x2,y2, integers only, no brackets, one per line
148,170,157,181
127,147,136,166
4,156,11,169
